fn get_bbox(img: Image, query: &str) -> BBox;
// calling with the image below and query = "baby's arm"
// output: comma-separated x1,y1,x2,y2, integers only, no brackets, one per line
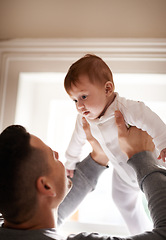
120,99,166,162
65,114,87,172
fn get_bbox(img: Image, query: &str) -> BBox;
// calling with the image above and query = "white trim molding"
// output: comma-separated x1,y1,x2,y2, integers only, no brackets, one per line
0,38,166,60
0,38,166,131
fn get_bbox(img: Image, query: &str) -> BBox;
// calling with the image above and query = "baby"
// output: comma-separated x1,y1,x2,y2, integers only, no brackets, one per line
63,54,166,234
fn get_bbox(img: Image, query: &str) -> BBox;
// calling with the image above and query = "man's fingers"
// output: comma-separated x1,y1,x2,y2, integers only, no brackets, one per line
82,117,88,127
115,111,128,137
82,117,90,134
82,117,94,142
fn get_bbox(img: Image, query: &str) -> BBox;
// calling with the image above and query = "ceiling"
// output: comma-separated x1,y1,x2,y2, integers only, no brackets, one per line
0,0,166,40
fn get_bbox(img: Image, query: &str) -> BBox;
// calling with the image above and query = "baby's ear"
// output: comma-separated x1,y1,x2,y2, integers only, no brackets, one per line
105,81,114,95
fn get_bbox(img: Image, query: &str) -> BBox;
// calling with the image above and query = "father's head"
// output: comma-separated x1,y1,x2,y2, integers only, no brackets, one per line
0,125,70,227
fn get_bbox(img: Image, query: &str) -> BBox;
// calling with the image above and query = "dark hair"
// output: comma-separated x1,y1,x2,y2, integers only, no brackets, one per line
64,54,114,94
0,125,50,224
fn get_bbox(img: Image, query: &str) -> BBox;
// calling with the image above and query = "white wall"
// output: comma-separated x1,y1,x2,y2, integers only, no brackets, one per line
0,0,166,40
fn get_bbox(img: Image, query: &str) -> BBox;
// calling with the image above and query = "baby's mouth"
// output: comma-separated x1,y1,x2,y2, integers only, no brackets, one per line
83,111,90,116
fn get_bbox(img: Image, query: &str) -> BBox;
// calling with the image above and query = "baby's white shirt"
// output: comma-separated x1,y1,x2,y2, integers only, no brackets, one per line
65,93,166,187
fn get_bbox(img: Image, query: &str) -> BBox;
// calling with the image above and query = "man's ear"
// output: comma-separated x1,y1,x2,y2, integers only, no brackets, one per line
105,81,114,96
36,176,56,197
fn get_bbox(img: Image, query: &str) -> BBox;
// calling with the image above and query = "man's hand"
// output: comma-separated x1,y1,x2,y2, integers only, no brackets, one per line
115,111,155,159
66,169,74,178
158,148,166,162
82,117,109,166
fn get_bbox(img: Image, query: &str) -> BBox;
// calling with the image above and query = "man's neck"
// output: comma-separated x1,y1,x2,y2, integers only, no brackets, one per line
3,210,57,230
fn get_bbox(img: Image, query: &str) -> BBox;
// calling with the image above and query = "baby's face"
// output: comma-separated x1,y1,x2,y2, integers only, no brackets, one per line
68,75,109,120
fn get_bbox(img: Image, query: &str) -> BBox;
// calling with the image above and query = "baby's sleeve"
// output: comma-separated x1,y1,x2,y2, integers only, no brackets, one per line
120,99,166,153
65,114,87,170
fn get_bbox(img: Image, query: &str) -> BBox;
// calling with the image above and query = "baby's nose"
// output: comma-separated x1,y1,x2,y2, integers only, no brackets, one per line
77,100,84,109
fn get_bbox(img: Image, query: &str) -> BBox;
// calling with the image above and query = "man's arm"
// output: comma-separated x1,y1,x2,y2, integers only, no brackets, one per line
67,152,166,240
115,111,166,238
67,111,166,240
58,154,108,226
58,117,109,226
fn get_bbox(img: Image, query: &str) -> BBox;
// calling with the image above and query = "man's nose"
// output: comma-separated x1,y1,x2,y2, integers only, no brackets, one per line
53,151,59,160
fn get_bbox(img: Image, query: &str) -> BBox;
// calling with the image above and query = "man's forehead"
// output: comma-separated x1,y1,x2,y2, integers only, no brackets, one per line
30,134,44,149
30,134,55,155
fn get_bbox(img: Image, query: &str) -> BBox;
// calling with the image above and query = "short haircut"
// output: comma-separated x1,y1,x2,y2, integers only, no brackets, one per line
0,125,50,224
64,54,114,94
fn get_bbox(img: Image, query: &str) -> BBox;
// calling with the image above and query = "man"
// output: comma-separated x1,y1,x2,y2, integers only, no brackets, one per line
0,111,166,239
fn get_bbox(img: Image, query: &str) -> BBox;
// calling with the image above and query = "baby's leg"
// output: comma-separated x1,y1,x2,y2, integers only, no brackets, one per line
112,169,152,235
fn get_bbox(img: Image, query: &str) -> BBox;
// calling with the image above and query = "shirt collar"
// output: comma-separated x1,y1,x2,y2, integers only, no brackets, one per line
88,92,119,125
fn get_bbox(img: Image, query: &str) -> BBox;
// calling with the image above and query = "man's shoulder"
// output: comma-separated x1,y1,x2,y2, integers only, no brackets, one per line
0,227,66,240
67,232,112,240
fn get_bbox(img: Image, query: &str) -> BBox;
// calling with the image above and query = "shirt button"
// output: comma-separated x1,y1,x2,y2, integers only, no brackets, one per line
119,162,123,166
106,142,111,147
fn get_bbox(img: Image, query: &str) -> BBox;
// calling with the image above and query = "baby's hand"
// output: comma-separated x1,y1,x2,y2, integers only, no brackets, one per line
158,148,166,162
66,169,74,178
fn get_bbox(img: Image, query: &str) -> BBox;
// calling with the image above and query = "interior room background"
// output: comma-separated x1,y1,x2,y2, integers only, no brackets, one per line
0,0,166,237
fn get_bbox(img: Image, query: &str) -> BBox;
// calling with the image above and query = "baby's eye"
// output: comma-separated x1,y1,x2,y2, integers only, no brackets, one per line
73,99,78,103
81,95,87,100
